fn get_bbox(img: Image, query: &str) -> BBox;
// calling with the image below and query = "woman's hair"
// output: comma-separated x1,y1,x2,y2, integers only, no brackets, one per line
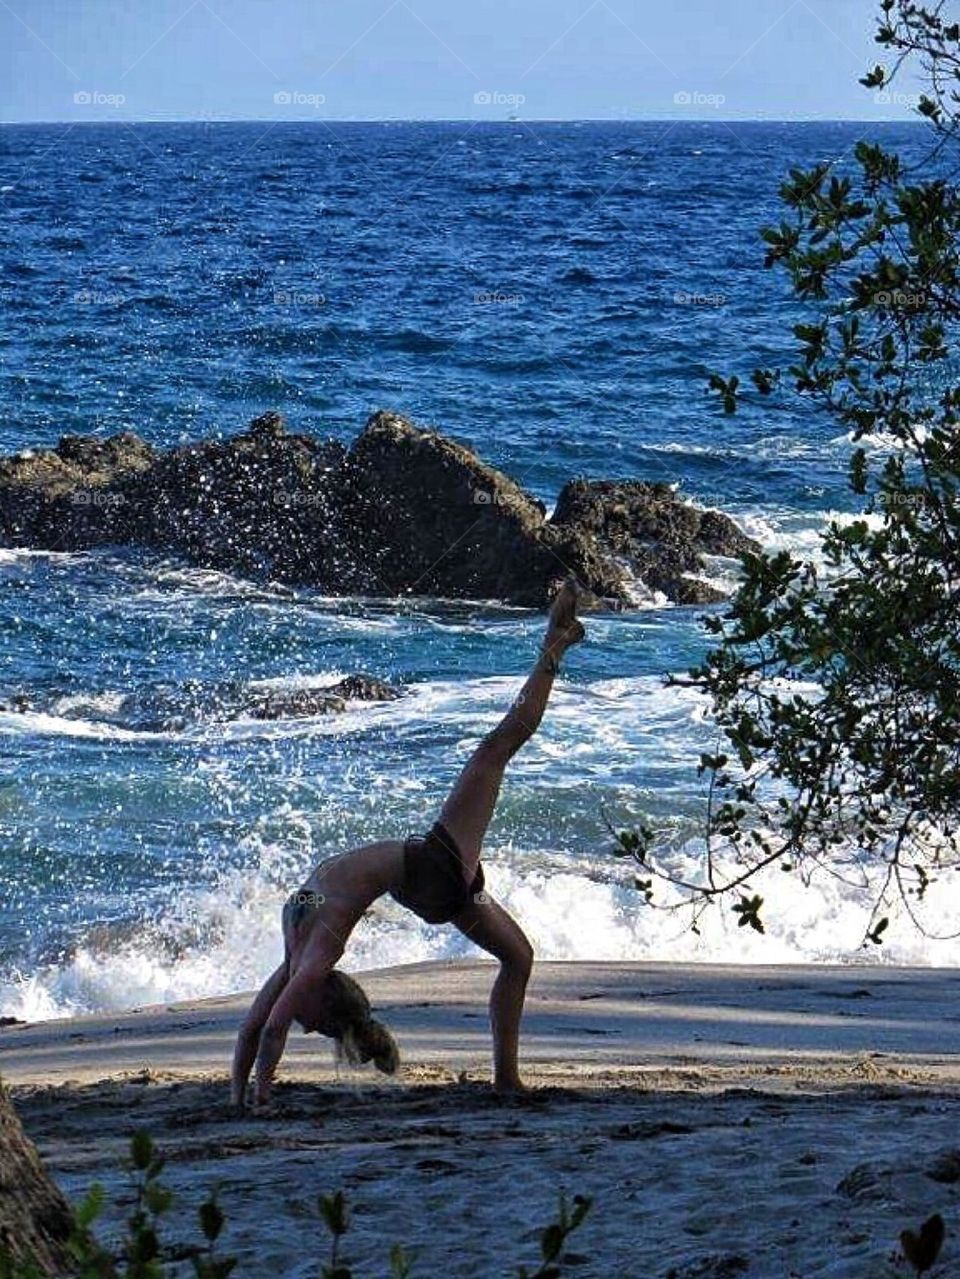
317,969,400,1075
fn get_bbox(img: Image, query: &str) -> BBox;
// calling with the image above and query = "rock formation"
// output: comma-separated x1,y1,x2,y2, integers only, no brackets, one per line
0,410,759,608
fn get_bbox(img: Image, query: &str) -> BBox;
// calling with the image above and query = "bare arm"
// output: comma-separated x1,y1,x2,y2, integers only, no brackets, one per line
253,967,326,1105
231,964,288,1107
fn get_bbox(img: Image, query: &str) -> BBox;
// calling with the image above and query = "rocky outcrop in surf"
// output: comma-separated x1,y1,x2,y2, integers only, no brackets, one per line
0,410,759,608
550,479,760,606
0,674,404,731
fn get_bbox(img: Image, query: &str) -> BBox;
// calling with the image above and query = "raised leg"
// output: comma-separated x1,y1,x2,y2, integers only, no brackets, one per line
451,894,534,1093
438,578,585,874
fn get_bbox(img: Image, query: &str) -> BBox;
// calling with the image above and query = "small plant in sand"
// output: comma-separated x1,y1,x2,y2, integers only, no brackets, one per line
315,1188,592,1279
517,1193,592,1279
317,1190,412,1279
1,1131,591,1279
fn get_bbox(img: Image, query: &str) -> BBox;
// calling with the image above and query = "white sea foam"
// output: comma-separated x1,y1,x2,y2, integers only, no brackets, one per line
0,709,166,742
0,547,87,565
4,828,958,1023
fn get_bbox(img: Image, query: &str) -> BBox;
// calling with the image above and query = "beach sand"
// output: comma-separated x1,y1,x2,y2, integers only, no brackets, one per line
2,960,959,1278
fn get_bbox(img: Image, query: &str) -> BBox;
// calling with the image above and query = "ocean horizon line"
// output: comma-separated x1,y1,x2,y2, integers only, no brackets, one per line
0,115,924,127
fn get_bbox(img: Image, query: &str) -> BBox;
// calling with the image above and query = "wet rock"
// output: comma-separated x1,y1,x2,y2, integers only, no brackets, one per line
0,431,156,549
836,1162,894,1202
326,674,402,702
336,411,628,607
243,675,402,720
0,693,33,713
246,689,348,719
550,478,760,605
665,1256,750,1279
120,412,347,585
0,409,756,608
926,1150,960,1184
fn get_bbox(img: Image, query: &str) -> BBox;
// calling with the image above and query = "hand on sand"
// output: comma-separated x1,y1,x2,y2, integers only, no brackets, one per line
544,576,586,658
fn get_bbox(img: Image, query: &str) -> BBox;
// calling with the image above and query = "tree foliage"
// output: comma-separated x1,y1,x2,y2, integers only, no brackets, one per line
623,2,960,942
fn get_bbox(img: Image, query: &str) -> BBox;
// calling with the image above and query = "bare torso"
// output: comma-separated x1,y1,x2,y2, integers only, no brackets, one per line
283,839,404,976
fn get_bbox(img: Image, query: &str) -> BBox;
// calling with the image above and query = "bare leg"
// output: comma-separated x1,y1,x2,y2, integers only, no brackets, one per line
451,894,534,1093
438,578,586,872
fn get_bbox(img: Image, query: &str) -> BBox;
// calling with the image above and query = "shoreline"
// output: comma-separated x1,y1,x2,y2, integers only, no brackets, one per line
3,958,959,1088
4,961,959,1276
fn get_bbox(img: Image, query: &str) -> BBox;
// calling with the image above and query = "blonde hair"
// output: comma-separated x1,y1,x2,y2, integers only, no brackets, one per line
318,970,400,1075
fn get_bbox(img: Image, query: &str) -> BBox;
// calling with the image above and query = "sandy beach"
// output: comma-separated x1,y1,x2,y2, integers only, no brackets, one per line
2,960,958,1278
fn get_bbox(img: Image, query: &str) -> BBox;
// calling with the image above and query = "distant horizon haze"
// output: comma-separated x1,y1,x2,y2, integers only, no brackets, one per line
1,0,927,123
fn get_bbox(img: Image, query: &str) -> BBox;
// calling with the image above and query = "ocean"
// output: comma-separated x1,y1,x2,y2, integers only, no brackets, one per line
2,119,955,1022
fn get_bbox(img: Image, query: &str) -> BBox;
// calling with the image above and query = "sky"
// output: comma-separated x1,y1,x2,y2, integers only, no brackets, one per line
0,0,926,122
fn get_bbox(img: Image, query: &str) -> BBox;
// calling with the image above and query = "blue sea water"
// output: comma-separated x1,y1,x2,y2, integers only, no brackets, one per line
1,120,954,1019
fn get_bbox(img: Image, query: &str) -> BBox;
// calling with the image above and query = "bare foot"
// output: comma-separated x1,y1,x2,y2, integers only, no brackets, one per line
494,1076,529,1096
544,577,586,656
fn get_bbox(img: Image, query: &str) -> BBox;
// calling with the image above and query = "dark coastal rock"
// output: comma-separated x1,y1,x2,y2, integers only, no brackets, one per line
0,431,155,549
0,409,755,608
0,1089,74,1275
326,674,403,702
244,675,402,720
119,412,347,585
247,689,348,719
550,479,760,605
335,411,627,607
0,673,403,729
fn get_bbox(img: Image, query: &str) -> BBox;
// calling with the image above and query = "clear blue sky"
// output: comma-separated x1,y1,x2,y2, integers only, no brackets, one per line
1,0,923,122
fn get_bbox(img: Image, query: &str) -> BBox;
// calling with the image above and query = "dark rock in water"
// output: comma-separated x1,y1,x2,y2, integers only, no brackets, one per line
0,693,33,713
325,674,402,702
247,409,286,439
0,431,156,549
119,412,347,585
0,409,755,608
335,411,627,607
665,1258,749,1279
550,478,760,605
247,689,348,719
926,1150,960,1184
244,674,402,720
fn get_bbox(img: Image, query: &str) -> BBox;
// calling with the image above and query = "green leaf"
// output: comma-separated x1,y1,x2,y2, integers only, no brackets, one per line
540,1223,564,1262
867,917,889,945
130,1130,154,1171
75,1182,106,1229
319,1191,349,1237
199,1196,225,1242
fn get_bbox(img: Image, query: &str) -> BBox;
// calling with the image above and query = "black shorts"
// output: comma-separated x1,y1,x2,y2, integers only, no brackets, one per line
390,821,485,925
